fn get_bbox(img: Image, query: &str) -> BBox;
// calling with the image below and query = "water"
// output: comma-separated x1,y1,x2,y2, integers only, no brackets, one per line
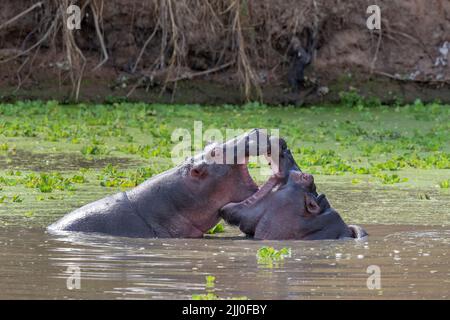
0,224,448,299
0,149,139,171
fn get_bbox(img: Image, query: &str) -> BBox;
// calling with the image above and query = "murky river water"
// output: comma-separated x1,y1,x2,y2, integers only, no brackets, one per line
0,224,448,299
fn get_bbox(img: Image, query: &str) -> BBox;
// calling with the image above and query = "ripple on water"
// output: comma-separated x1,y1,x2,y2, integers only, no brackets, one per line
0,225,448,299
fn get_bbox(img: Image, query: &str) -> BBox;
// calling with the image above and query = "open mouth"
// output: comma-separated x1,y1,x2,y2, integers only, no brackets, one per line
235,135,301,207
200,128,287,205
227,129,285,205
238,155,282,206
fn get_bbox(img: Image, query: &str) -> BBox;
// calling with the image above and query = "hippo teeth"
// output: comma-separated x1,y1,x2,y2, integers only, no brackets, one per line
241,174,280,207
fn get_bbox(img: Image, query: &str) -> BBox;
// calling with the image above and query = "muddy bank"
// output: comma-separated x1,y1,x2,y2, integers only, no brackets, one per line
1,73,449,105
0,0,449,104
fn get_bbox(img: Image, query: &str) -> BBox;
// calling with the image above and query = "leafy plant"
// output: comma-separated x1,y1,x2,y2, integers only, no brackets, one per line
98,164,162,188
24,211,34,217
439,179,449,189
192,293,219,300
191,275,247,300
374,173,408,184
81,144,106,156
257,246,291,262
206,223,225,234
339,89,363,108
11,194,23,203
205,275,216,288
24,173,76,193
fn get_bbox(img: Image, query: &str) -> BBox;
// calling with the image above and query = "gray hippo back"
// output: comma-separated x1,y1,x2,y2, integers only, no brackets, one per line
48,192,155,238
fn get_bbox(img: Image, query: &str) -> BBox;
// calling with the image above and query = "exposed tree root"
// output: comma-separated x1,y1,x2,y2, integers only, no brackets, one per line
0,0,448,102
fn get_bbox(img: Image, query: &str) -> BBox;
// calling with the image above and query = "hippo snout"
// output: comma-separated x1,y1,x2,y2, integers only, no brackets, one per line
348,225,368,239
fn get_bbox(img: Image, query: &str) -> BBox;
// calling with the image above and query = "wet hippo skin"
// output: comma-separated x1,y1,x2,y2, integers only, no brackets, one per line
48,129,282,238
220,148,368,240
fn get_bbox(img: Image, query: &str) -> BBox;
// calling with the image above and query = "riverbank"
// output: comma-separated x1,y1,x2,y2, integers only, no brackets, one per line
1,0,449,104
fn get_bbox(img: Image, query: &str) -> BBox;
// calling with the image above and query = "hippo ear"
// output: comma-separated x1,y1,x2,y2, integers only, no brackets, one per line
305,194,321,215
190,163,208,179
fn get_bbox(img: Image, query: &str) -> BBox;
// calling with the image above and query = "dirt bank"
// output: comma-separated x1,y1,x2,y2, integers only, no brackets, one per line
1,0,449,104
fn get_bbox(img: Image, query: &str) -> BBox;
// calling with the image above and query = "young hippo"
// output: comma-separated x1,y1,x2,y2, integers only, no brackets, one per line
220,150,367,240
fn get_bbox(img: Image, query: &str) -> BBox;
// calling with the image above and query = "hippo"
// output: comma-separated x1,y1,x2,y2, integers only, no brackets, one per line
48,129,282,238
219,146,367,240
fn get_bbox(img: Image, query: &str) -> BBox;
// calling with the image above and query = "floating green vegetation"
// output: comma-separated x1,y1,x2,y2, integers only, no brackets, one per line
24,173,76,192
206,222,225,234
205,275,216,288
257,246,291,261
191,292,220,300
0,100,449,227
81,144,107,156
374,173,408,185
292,146,449,179
191,275,247,300
256,247,291,268
11,194,23,203
0,171,88,193
97,164,168,188
0,143,8,151
24,211,34,218
439,179,449,189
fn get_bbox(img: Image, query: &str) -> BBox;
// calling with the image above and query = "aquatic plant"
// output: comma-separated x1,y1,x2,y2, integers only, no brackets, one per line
206,223,225,234
205,275,216,288
0,143,8,151
24,173,76,193
11,195,23,203
81,145,105,156
0,100,449,228
24,211,34,218
439,179,449,189
98,164,164,188
257,246,291,262
191,292,220,300
374,173,408,185
191,275,247,300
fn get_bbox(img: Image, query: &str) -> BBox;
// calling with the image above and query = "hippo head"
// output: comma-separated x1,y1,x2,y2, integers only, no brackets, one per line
149,129,287,236
49,129,289,239
219,147,367,240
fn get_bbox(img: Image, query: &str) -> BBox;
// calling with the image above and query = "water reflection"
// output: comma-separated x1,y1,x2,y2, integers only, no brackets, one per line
0,225,448,299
